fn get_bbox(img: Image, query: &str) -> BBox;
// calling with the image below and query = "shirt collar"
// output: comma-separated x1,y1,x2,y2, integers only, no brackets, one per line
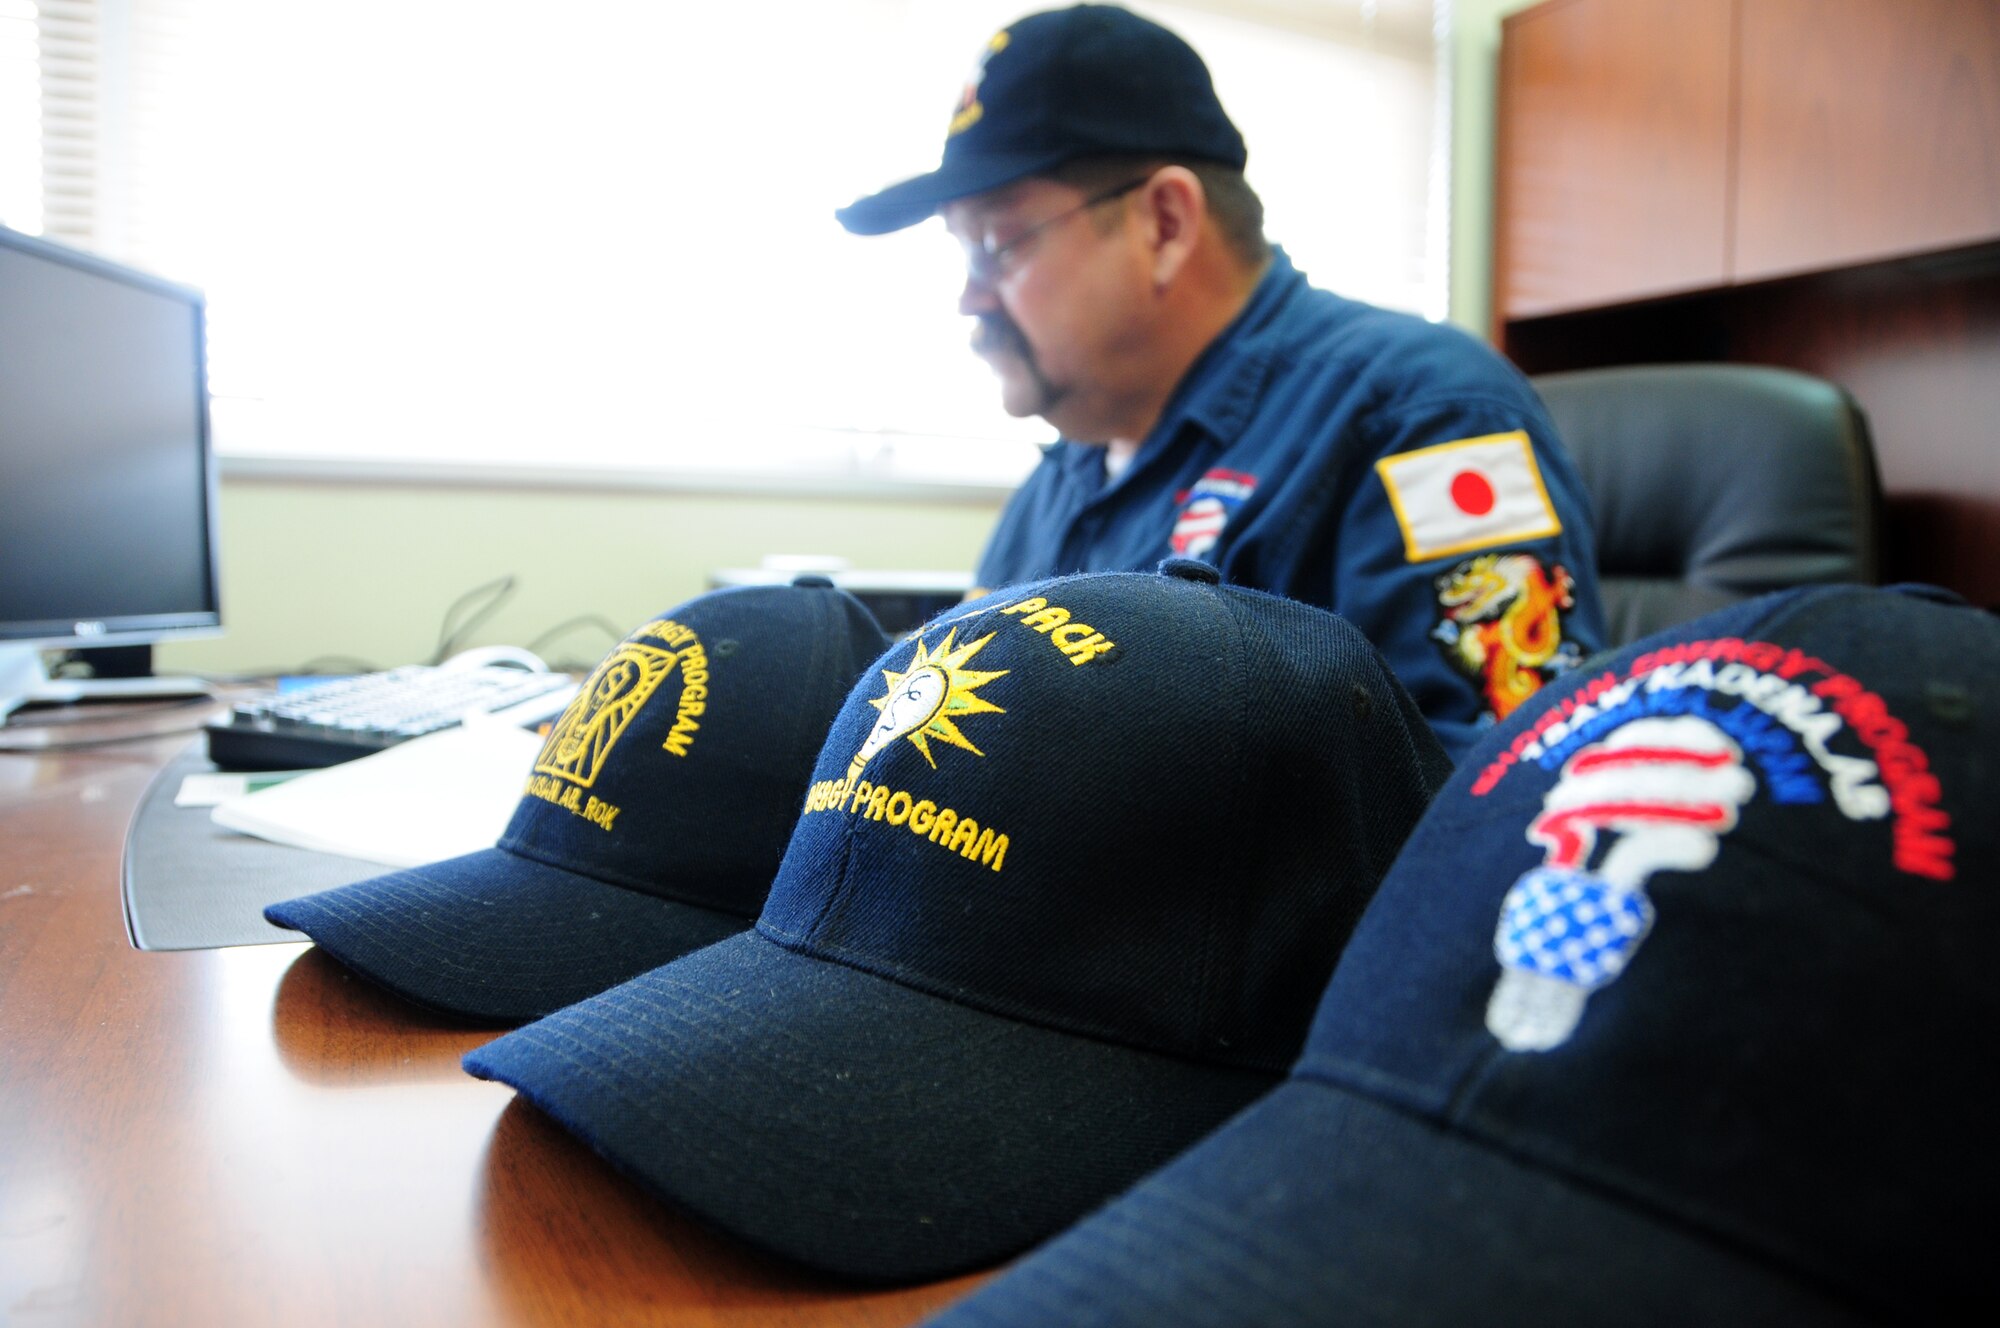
1136,247,1304,458
1049,248,1308,483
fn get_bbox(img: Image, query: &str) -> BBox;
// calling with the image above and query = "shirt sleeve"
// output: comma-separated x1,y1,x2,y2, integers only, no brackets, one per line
1333,396,1608,763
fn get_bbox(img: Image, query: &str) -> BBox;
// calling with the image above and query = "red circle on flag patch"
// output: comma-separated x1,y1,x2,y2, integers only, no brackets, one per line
1450,469,1496,516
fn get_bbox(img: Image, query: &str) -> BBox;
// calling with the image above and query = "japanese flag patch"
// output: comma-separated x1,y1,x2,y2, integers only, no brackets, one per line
1376,430,1562,563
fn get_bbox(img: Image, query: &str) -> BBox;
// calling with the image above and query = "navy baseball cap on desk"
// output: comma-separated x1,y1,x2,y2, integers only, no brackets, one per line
262,579,889,1024
465,560,1453,1282
923,584,1998,1328
836,5,1248,235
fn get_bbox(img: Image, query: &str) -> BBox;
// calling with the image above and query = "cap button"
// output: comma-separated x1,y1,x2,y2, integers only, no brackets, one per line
791,573,836,589
1157,557,1221,585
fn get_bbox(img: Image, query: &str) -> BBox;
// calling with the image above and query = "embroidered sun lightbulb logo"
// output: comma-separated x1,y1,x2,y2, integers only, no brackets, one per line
1485,715,1756,1051
848,628,1007,781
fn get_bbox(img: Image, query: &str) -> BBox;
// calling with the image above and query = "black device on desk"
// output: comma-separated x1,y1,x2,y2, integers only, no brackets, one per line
0,224,222,719
707,567,973,636
204,652,577,770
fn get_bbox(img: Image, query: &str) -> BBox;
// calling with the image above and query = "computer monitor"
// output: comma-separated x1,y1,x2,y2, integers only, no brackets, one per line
0,223,222,717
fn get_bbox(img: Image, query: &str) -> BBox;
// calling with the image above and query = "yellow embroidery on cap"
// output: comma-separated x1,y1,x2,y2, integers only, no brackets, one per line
948,29,1010,136
812,623,1015,873
852,628,1007,782
534,635,681,788
997,596,1117,664
800,774,1010,872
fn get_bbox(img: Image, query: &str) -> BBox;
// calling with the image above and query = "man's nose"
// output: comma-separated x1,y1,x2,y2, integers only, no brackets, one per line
958,270,1000,317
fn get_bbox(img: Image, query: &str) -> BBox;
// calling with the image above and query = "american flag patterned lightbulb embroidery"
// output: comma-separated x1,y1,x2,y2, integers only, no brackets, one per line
1486,716,1756,1051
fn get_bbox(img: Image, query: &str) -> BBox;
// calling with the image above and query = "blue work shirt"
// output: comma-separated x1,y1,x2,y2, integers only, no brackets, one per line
975,250,1607,761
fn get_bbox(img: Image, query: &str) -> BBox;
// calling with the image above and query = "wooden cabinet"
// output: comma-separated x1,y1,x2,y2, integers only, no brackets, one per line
1493,0,2000,610
1733,0,2000,282
1495,0,2000,321
1495,0,1734,318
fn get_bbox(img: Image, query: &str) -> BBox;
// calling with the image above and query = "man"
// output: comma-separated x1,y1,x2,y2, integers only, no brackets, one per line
837,4,1606,761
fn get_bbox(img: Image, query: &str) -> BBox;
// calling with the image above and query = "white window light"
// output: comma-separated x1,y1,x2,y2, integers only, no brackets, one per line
10,0,1446,494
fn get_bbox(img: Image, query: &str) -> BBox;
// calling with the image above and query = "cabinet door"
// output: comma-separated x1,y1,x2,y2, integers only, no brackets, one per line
1495,0,1734,320
1734,0,2000,282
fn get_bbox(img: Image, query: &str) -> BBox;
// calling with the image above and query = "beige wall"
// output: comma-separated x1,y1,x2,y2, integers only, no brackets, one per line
158,481,1002,675
159,1,1536,679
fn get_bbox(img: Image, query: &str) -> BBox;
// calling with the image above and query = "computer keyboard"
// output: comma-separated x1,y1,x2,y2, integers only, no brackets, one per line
204,664,579,770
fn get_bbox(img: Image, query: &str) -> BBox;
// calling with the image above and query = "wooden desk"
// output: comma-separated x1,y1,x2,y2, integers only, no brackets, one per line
0,732,988,1326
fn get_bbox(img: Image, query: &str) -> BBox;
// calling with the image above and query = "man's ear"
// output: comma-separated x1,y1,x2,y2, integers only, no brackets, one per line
1139,166,1207,290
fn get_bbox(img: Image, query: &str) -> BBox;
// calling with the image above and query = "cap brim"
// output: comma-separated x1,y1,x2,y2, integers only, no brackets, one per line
923,1080,1874,1326
462,929,1277,1282
835,148,1076,235
263,848,752,1025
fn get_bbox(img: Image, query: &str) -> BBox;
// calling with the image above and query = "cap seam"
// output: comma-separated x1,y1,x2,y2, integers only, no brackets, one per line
1204,584,1260,1059
790,596,903,944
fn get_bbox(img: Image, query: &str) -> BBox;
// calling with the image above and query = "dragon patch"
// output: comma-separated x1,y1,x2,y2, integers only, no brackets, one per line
1432,553,1582,722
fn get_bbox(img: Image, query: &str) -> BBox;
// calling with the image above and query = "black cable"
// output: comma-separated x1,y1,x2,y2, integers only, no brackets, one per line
176,576,521,682
431,574,517,665
133,575,528,683
290,655,384,676
524,614,625,672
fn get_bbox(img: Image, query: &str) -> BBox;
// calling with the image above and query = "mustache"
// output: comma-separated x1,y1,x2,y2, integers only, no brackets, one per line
972,311,1030,358
970,309,1061,409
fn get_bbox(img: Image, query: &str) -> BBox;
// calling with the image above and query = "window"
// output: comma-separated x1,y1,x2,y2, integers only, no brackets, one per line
4,0,1446,491
0,2,41,230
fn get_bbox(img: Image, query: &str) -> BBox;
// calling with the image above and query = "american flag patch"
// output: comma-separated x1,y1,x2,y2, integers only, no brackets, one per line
1169,469,1257,560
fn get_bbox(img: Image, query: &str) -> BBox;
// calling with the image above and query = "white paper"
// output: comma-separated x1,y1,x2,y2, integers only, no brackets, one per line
175,770,306,807
210,722,542,867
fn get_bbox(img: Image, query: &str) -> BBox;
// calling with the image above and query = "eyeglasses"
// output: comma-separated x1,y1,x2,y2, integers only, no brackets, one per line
964,177,1151,285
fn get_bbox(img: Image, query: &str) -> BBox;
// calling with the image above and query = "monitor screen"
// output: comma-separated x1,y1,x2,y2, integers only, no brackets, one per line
0,224,220,650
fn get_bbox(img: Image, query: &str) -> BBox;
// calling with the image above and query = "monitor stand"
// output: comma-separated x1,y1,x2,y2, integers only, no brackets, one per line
0,643,215,721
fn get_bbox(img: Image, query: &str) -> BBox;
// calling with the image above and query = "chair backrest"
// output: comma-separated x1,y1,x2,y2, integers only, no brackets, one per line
1531,363,1884,646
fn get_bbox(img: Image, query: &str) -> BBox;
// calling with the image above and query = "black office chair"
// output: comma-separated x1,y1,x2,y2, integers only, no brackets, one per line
1531,363,1884,646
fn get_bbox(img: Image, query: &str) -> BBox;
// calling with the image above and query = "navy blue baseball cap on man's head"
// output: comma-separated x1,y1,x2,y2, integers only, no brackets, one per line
923,584,1997,1327
836,5,1247,235
465,559,1453,1282
262,579,888,1025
